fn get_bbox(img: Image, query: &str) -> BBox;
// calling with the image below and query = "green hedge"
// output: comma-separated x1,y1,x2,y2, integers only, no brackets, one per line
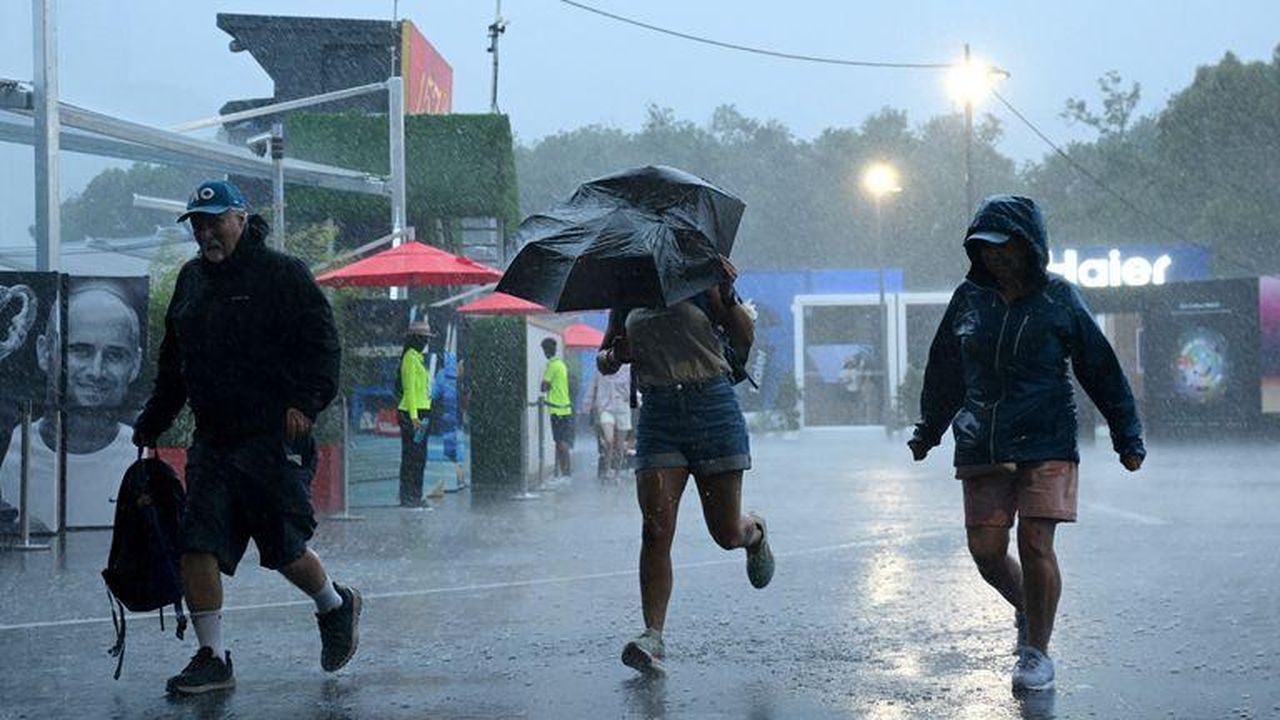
284,112,521,251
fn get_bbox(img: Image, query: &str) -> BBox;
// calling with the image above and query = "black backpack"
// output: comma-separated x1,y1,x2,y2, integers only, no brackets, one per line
101,451,187,679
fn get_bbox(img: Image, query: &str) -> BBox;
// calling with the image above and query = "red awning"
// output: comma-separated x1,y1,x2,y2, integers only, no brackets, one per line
315,241,502,287
456,292,548,316
563,323,605,349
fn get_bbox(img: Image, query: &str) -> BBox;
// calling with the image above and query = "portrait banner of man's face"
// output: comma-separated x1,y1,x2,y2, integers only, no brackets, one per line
61,276,150,528
0,275,150,532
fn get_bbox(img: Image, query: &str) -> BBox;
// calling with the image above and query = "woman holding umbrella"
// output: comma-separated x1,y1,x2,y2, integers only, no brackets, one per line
597,257,775,676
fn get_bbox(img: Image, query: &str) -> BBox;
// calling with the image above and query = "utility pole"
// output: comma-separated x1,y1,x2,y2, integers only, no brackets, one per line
34,0,60,272
487,0,507,113
963,43,974,216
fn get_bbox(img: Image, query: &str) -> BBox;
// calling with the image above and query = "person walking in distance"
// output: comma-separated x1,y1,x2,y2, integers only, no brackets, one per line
910,194,1145,692
599,256,774,676
133,180,359,695
589,360,632,481
541,338,574,481
398,320,435,509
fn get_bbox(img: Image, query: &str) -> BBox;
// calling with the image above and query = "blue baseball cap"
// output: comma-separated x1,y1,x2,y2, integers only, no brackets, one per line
177,180,247,223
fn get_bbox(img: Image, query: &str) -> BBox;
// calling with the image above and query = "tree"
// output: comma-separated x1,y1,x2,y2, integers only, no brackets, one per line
514,104,1016,289
59,163,206,242
1062,70,1142,138
1029,50,1280,276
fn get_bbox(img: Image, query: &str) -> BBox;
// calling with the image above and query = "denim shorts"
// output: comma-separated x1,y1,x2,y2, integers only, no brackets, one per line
635,376,751,476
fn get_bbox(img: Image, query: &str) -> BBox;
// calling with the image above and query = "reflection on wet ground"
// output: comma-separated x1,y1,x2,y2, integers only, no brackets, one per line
2,432,1279,717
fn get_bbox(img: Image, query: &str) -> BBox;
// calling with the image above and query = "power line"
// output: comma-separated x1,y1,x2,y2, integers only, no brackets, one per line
559,0,952,70
991,89,1256,276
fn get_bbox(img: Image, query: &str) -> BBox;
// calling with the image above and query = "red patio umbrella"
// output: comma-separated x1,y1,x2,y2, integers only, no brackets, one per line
315,241,502,287
563,323,605,349
457,292,548,316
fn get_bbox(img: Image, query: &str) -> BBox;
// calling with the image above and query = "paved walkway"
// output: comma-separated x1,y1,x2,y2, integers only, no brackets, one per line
2,431,1277,718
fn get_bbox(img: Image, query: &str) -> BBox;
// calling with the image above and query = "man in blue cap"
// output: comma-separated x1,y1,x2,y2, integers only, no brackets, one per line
134,180,358,695
911,194,1145,693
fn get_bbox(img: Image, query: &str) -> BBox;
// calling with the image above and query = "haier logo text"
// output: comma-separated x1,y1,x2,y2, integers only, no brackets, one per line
1048,249,1172,288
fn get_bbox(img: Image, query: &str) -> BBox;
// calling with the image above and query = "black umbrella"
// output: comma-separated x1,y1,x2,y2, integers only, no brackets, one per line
496,165,745,312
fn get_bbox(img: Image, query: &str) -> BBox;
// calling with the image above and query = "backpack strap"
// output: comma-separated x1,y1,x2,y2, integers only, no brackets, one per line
106,586,127,680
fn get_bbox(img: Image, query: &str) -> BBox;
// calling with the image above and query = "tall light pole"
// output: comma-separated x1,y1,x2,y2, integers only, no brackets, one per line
487,0,508,113
861,162,902,430
946,46,1009,215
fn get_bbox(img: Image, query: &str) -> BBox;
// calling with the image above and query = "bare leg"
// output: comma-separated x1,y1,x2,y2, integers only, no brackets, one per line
966,526,1026,611
279,548,329,596
182,552,223,613
636,467,690,632
692,470,761,550
556,441,573,477
1017,518,1061,654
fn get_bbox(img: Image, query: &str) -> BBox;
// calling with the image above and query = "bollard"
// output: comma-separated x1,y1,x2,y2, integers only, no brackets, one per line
9,402,49,552
512,399,542,501
325,397,364,522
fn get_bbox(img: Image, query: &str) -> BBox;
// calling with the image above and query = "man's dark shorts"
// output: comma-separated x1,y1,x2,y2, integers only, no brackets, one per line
550,414,575,447
182,434,318,575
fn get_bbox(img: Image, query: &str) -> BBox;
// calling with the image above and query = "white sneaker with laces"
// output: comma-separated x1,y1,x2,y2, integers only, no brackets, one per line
1012,646,1055,691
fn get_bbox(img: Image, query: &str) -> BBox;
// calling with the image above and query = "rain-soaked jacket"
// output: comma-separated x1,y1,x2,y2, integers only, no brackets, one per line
912,195,1145,465
136,215,341,446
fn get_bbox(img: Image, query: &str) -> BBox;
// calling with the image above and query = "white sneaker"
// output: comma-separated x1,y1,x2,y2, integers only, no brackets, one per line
1012,646,1055,691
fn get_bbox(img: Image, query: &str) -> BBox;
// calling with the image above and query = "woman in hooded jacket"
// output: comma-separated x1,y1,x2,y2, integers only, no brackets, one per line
910,194,1145,692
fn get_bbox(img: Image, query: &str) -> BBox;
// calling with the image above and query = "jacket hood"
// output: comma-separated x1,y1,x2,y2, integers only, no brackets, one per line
963,195,1049,287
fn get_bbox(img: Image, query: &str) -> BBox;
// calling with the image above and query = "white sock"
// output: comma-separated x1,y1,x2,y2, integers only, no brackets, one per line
191,610,224,657
311,577,344,614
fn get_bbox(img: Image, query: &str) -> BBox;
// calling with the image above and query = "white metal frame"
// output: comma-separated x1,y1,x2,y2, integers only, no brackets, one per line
790,291,956,429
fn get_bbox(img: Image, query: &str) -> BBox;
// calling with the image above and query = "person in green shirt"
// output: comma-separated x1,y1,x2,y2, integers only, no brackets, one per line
541,338,573,479
398,320,433,509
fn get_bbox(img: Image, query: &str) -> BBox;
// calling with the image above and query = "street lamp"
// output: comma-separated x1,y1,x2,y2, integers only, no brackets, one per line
945,45,1008,214
861,161,902,431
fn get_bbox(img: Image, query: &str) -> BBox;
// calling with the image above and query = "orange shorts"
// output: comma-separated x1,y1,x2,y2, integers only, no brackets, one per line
957,461,1079,528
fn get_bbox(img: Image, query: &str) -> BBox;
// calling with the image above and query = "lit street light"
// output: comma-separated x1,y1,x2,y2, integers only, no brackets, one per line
861,161,902,431
945,45,1009,214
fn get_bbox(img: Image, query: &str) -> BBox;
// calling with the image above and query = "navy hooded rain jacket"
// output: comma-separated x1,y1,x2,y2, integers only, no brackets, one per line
912,195,1145,466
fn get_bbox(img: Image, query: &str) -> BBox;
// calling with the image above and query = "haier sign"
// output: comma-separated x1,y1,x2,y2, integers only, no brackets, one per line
1048,244,1211,288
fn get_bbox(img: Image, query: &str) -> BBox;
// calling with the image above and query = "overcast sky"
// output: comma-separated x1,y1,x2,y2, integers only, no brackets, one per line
2,0,1278,247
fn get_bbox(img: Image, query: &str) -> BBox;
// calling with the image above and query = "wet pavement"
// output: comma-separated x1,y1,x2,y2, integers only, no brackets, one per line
2,430,1278,719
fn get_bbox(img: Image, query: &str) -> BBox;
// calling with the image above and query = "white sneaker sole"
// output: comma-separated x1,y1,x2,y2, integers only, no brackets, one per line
1012,676,1055,692
171,676,236,695
621,642,665,677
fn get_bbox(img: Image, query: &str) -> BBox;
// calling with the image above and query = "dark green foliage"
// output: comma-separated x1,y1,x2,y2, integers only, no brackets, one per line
284,113,521,251
59,163,205,242
516,104,1020,291
466,316,526,490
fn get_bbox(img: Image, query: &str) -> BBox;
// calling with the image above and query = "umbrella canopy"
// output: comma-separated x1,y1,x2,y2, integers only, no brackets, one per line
316,241,502,288
456,292,548,316
496,165,745,312
563,323,605,349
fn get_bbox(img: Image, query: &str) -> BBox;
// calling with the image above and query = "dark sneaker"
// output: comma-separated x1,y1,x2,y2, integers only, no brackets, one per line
1012,646,1055,691
165,647,234,695
745,513,774,589
317,584,362,672
621,629,665,676
1014,610,1028,655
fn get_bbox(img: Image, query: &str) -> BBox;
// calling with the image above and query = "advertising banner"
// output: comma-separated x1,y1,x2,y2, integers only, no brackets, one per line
401,20,453,115
1261,276,1280,414
0,272,59,534
1141,279,1259,433
0,275,149,531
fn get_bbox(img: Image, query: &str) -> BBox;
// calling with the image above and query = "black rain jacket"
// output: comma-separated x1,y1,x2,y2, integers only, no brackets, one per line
912,195,1145,465
136,216,340,446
